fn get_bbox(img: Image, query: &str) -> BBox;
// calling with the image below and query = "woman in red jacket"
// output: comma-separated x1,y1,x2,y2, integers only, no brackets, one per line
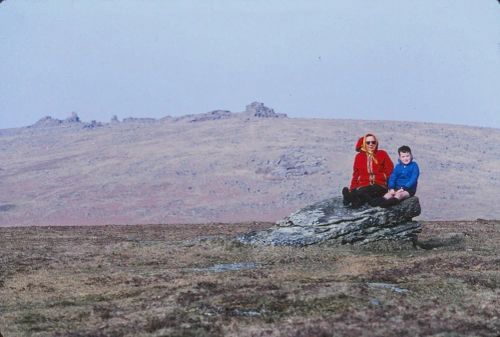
342,133,394,208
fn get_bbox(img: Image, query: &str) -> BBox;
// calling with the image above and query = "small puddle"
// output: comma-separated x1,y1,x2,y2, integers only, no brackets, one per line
368,282,409,294
192,262,259,273
202,306,262,317
231,308,261,317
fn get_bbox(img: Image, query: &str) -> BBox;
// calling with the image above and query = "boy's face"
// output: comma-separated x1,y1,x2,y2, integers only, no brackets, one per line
399,151,412,165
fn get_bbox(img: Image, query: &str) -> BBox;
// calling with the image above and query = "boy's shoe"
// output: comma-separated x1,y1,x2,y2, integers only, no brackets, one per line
342,187,351,205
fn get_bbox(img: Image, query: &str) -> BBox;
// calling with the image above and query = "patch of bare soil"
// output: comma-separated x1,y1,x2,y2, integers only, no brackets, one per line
0,221,499,337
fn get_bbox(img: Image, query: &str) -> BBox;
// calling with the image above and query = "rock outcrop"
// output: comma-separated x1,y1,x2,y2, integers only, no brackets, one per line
30,112,102,129
187,110,233,122
31,116,63,128
245,102,287,118
122,117,157,124
238,196,422,246
83,120,103,129
255,148,325,178
63,112,81,124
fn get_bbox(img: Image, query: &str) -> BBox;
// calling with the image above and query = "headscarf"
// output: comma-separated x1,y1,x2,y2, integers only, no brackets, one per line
356,133,379,164
358,133,379,185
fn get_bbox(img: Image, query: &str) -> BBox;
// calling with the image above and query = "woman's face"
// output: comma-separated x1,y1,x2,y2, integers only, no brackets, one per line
365,136,377,151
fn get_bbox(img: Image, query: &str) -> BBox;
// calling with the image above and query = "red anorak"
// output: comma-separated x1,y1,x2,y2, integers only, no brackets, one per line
349,134,394,191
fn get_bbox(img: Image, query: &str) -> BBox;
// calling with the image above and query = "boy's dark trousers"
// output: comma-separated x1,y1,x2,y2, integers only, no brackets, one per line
351,185,387,207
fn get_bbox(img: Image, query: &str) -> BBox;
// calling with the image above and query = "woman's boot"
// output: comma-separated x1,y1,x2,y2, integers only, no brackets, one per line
342,187,352,205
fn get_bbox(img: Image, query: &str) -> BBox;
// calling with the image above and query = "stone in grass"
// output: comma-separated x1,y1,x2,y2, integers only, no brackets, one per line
238,196,422,247
415,233,466,250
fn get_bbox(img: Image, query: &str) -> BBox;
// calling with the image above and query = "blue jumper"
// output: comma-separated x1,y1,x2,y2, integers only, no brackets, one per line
388,159,420,195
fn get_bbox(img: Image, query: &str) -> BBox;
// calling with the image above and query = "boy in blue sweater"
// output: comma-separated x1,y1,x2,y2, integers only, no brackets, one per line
372,145,420,208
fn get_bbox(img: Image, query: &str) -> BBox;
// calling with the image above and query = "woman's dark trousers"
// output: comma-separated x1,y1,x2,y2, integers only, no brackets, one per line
351,185,387,208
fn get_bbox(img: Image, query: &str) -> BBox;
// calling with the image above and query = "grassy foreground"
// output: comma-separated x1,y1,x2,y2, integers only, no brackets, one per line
0,221,499,337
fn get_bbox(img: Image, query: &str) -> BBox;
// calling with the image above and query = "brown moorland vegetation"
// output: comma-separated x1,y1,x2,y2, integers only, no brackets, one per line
1,220,499,337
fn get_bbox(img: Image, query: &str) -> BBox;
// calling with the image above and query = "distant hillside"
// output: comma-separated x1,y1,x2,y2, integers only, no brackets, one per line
1,103,499,226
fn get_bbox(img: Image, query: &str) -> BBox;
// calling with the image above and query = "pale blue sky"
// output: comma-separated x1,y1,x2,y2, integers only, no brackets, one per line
1,0,499,129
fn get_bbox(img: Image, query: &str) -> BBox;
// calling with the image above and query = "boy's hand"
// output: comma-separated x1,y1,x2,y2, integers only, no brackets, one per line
388,189,395,195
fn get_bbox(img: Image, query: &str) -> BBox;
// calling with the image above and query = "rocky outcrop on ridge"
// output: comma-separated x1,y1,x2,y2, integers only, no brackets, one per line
175,101,287,122
238,197,422,246
30,112,103,129
26,102,284,131
83,120,103,129
31,116,63,128
122,117,157,124
63,112,81,124
179,110,234,123
255,148,325,178
168,102,286,122
245,102,287,118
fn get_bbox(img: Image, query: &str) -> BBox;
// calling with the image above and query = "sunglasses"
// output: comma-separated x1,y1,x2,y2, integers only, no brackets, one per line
366,141,377,145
